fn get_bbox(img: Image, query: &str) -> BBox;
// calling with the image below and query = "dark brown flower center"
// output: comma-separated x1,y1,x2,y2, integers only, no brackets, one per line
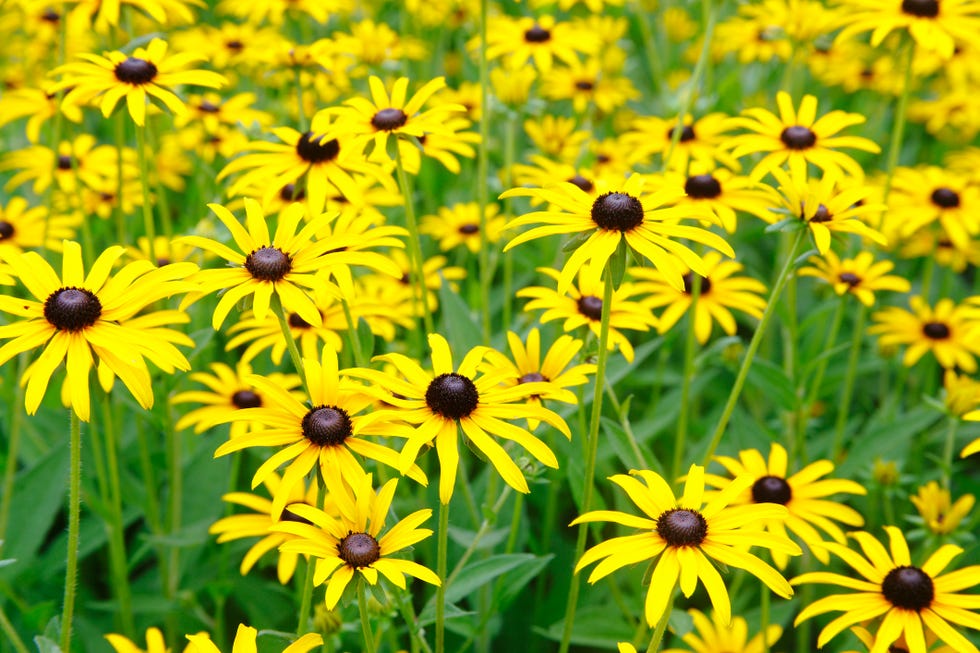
780,125,817,150
751,475,792,504
114,57,158,85
371,108,408,131
930,187,960,209
231,390,262,409
458,224,479,235
901,0,939,17
296,132,340,164
338,531,381,568
922,322,950,340
44,287,102,331
198,100,221,113
226,39,244,52
425,373,479,419
281,503,314,525
667,124,696,142
684,174,722,199
656,508,708,546
568,175,594,193
838,272,861,286
809,204,832,223
681,272,712,295
577,295,603,321
574,79,595,91
523,24,551,43
41,8,60,22
288,312,313,329
591,191,644,231
244,246,292,281
279,184,307,202
57,155,73,170
881,566,934,610
301,405,353,447
0,221,14,240
518,372,548,384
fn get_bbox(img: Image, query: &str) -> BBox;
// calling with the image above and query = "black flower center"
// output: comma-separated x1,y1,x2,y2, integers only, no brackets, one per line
231,390,262,409
901,0,939,17
668,124,696,142
301,405,353,447
568,175,594,193
523,25,551,43
244,246,292,281
371,108,408,131
881,566,934,610
458,224,479,235
838,272,861,286
519,372,548,384
57,155,73,170
226,39,244,52
0,221,14,240
338,531,381,568
751,475,792,504
114,57,158,85
684,174,722,199
681,272,712,295
656,508,708,546
41,8,60,22
198,100,221,113
590,191,644,231
922,322,950,340
281,503,314,525
425,373,479,419
930,187,960,209
575,79,595,91
809,204,832,223
279,184,307,202
780,125,817,150
577,295,603,321
296,132,340,164
288,312,313,329
44,287,102,332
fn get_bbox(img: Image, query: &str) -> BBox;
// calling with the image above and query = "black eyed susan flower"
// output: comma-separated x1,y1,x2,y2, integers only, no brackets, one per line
799,250,911,307
347,333,571,504
0,197,78,255
186,624,322,653
869,296,980,372
419,202,506,254
632,252,768,345
662,609,783,653
942,369,980,417
213,346,425,518
705,443,867,569
910,481,975,536
66,0,202,32
724,92,881,181
0,83,83,143
0,241,196,421
622,113,738,173
883,165,980,251
274,474,440,610
572,464,801,627
51,38,226,126
501,174,735,294
793,526,980,652
539,58,640,116
833,0,980,59
105,627,174,653
518,264,657,363
0,134,129,195
482,15,599,72
657,167,775,234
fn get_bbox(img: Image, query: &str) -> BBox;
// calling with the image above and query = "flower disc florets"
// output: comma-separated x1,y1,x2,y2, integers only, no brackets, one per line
458,223,480,235
288,312,313,329
923,322,951,339
780,125,817,150
881,566,935,610
244,246,292,281
523,24,552,42
590,192,644,231
839,272,861,286
296,132,340,163
301,405,353,446
0,221,14,240
668,125,696,142
752,476,792,504
338,531,381,568
44,287,102,332
577,295,603,320
568,175,594,193
681,272,712,295
901,0,940,17
57,155,73,170
656,508,708,546
425,373,479,419
684,174,722,199
114,57,158,84
371,108,409,131
930,187,960,208
519,372,548,384
281,504,315,525
231,390,262,409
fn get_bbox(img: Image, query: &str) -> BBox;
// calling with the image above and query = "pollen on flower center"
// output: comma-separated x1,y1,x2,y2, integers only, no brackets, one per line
901,0,940,17
301,405,354,447
681,272,712,295
244,246,292,281
751,475,792,504
568,175,594,193
114,57,159,85
780,125,817,150
838,272,862,286
590,191,644,231
668,124,696,142
371,108,409,131
338,531,381,568
523,24,552,43
44,287,102,332
684,174,722,199
930,187,961,208
881,566,934,610
656,508,708,546
296,132,340,164
281,503,315,526
0,220,14,240
922,322,951,340
231,390,262,409
577,295,603,320
425,373,479,419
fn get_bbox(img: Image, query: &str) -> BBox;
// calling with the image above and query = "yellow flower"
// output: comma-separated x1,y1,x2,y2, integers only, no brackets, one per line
419,202,506,254
869,296,980,372
832,0,980,59
799,250,911,306
662,609,782,653
481,15,598,72
186,624,321,653
910,481,975,535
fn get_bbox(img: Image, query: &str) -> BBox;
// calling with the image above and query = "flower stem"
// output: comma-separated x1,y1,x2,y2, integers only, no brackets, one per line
357,578,377,653
297,557,315,636
0,603,30,653
393,143,435,338
100,395,135,636
61,409,82,653
941,416,959,491
882,40,916,202
271,293,311,395
761,587,771,653
435,499,449,653
340,296,368,367
832,305,867,463
644,582,677,653
477,0,492,344
672,276,701,482
558,270,614,653
701,228,805,467
796,296,846,461
135,122,157,259
0,356,27,556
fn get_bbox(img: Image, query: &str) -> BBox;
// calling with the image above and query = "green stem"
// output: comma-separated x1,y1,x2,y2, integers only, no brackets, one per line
357,579,377,653
0,356,27,555
101,395,134,635
672,276,701,482
135,122,157,259
61,410,82,653
297,557,315,635
558,271,614,653
760,588,771,653
0,602,30,653
435,499,449,653
477,0,491,344
881,40,916,203
701,229,805,466
340,296,367,367
941,417,959,491
605,384,652,471
635,1,665,97
831,306,867,463
393,143,435,337
113,115,127,246
797,296,846,461
794,554,814,653
271,293,311,395
163,399,181,625
397,587,432,653
444,485,512,589
644,582,677,653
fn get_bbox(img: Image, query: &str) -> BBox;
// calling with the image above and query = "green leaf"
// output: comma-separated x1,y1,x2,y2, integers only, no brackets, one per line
438,274,482,354
561,230,594,253
535,605,633,647
745,358,799,412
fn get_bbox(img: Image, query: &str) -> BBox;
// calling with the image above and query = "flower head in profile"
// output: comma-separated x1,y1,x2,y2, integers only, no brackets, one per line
186,624,322,653
572,464,800,627
501,174,735,294
662,609,783,653
942,369,980,418
275,474,440,610
910,481,975,536
51,38,226,126
869,296,980,372
0,241,196,420
832,0,980,59
793,526,980,653
347,333,571,504
799,250,910,306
